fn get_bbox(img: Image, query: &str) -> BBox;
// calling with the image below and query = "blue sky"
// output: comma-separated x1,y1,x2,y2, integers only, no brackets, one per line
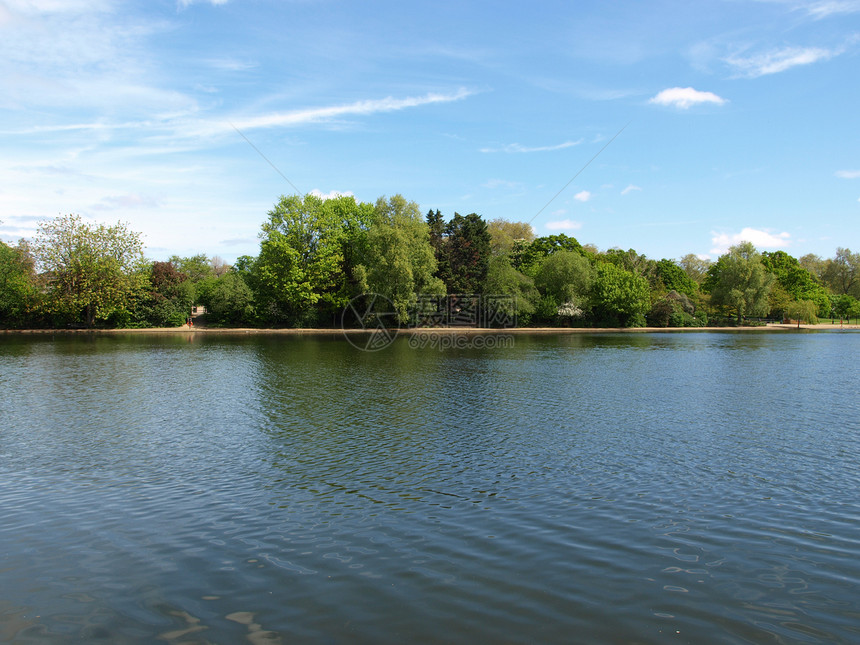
1,0,858,263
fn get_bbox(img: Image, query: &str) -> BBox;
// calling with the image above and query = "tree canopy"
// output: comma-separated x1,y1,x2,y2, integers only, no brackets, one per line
33,214,146,327
704,242,774,323
3,200,856,331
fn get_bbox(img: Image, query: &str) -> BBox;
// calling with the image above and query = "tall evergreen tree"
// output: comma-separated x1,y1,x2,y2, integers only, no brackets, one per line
434,212,491,294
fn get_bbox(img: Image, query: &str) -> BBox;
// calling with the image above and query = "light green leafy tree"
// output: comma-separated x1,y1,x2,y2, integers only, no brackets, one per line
357,195,445,323
168,253,214,283
822,247,860,298
679,253,712,285
761,250,830,316
254,193,371,325
799,253,827,283
590,262,651,327
704,242,774,324
517,234,584,276
533,250,593,322
785,299,818,328
484,255,538,324
833,294,860,323
34,214,147,327
767,282,793,322
0,239,41,328
655,259,699,299
487,219,535,256
204,272,255,326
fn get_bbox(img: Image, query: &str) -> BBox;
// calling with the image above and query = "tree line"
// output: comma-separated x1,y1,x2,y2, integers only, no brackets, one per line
2,195,859,329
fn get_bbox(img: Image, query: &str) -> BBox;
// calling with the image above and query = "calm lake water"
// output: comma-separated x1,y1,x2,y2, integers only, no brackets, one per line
1,331,859,644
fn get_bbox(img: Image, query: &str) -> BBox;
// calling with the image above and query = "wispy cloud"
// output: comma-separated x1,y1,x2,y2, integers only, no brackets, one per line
649,87,726,109
751,0,860,19
178,0,229,8
1,0,114,16
836,169,860,178
203,57,257,72
803,1,860,19
4,88,475,144
725,46,835,77
91,193,163,211
480,140,582,154
230,89,473,131
621,184,642,195
573,190,592,202
710,227,791,254
482,179,523,190
546,219,583,231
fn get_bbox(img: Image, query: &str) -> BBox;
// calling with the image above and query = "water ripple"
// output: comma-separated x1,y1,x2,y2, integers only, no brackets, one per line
1,332,859,642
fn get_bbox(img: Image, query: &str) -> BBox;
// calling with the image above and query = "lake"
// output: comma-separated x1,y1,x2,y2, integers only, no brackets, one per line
1,331,858,643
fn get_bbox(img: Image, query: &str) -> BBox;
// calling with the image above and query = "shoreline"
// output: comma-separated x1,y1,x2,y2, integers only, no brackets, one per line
3,323,859,335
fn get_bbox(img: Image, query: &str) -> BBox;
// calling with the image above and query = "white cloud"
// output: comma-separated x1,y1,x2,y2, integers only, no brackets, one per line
649,87,726,109
836,169,860,178
710,227,791,254
546,219,583,231
482,179,523,190
178,0,229,7
91,193,163,211
230,88,473,131
573,190,591,202
725,46,834,77
5,89,471,145
308,189,354,200
1,0,112,15
204,58,257,72
748,0,860,20
480,140,582,154
621,184,642,195
804,1,860,19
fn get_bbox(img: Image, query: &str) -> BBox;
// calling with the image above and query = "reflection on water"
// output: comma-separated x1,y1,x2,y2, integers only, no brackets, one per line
1,332,859,643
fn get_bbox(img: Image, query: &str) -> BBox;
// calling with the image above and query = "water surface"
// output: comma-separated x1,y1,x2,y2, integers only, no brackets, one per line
1,332,858,643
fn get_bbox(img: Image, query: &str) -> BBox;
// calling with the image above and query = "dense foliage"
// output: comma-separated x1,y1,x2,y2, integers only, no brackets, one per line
2,202,858,329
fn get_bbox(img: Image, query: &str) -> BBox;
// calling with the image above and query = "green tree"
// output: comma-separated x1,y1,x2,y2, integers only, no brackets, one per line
169,253,214,283
704,242,774,324
128,260,194,327
799,253,827,283
254,193,369,325
761,250,830,316
487,219,535,256
848,298,860,324
590,262,650,327
518,234,584,275
34,214,146,327
833,294,860,323
655,259,698,299
202,272,255,326
357,195,445,323
767,282,793,322
648,290,703,328
679,253,712,285
822,247,860,298
785,300,818,328
533,250,593,321
484,255,538,324
437,212,491,294
0,239,41,328
601,248,656,282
